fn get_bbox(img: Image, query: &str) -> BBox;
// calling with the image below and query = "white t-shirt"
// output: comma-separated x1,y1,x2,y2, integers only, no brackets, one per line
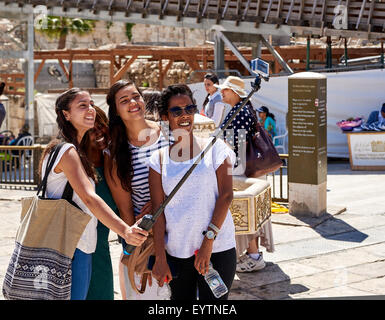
41,143,98,254
148,137,236,258
204,91,226,127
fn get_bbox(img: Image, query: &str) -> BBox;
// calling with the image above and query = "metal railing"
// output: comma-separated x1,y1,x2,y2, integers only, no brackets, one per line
267,154,288,203
0,145,290,202
0,145,44,186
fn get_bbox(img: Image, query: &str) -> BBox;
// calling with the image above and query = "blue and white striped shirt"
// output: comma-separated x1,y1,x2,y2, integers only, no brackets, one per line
129,131,170,216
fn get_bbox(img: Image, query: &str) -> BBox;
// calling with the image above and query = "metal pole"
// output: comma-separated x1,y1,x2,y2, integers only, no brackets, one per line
214,32,225,78
344,37,348,67
326,36,332,68
306,36,310,71
25,13,35,139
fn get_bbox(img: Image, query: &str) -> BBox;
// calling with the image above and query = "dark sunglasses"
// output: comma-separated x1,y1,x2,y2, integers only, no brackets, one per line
168,104,198,117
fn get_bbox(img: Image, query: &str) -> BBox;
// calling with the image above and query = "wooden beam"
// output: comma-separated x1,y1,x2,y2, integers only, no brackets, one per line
176,0,183,21
286,0,295,24
58,59,70,81
242,0,251,21
264,0,273,22
68,54,73,88
277,0,283,19
235,0,242,25
320,0,327,29
113,54,138,83
222,0,230,19
216,0,222,24
34,59,45,84
109,56,115,86
125,0,133,17
310,0,318,20
158,59,163,90
298,0,305,21
183,0,191,16
356,0,367,30
158,58,174,90
367,0,376,32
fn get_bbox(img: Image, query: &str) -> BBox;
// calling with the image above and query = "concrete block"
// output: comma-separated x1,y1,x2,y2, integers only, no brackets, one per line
289,181,327,217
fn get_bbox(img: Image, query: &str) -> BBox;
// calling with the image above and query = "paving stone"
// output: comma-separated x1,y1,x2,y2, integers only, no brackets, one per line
347,260,385,278
297,247,381,271
293,270,368,291
347,277,385,296
293,285,375,299
276,261,325,279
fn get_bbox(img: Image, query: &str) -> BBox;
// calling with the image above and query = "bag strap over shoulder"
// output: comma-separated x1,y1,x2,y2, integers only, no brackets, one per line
37,142,66,197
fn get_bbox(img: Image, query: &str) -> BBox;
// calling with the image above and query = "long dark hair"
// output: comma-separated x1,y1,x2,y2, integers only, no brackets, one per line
202,73,219,107
106,80,142,192
39,88,96,182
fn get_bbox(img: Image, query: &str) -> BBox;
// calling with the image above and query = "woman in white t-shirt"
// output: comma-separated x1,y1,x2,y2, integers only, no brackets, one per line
39,88,148,300
148,84,237,300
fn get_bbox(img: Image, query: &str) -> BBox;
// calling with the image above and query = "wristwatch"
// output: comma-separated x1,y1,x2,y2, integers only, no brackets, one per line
202,230,217,240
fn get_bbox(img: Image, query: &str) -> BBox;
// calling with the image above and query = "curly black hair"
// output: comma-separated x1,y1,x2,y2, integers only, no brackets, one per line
159,84,196,116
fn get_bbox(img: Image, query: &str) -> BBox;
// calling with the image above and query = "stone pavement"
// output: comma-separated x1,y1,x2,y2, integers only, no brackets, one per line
0,160,384,300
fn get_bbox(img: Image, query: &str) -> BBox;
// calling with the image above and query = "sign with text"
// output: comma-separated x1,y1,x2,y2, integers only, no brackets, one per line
288,73,327,185
346,131,385,170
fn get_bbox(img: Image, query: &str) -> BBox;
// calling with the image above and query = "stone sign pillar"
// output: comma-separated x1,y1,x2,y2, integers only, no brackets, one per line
288,72,327,217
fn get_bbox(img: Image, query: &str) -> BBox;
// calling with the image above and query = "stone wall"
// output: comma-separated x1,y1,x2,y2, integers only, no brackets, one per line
1,18,210,136
94,59,199,89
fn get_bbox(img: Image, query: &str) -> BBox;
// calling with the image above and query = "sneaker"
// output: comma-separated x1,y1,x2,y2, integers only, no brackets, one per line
236,253,266,272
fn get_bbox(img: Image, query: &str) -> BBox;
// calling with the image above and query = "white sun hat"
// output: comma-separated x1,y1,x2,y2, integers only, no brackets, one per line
214,76,248,98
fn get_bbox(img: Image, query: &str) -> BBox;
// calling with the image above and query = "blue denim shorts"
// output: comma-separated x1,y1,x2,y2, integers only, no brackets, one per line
71,248,92,300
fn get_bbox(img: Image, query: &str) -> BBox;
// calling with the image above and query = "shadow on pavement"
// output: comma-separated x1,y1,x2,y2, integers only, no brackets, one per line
294,213,369,243
229,262,310,300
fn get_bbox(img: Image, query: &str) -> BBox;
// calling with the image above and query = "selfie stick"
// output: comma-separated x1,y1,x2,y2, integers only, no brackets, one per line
125,72,268,255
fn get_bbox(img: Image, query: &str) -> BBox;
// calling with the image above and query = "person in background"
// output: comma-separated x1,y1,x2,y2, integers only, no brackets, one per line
216,76,274,273
149,84,236,300
84,106,116,300
202,73,227,128
38,88,148,300
0,82,6,128
142,89,161,122
256,106,277,140
361,103,385,131
9,123,31,146
104,80,170,300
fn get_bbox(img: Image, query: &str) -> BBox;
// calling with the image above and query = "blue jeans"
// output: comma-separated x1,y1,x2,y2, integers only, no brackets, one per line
71,248,92,300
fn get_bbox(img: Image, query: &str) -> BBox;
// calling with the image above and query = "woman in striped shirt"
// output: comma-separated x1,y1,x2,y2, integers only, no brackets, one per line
104,80,170,299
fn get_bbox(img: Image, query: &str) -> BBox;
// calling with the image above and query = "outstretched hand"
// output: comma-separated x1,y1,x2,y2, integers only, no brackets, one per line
122,219,148,247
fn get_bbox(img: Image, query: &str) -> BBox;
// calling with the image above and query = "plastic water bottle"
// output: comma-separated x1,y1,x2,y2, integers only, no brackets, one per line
157,282,172,300
204,262,228,298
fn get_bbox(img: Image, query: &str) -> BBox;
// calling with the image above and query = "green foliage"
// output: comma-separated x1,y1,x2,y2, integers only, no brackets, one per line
35,16,95,41
125,23,135,41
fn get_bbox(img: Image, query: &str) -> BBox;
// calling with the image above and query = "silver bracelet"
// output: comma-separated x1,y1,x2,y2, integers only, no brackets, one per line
208,222,220,234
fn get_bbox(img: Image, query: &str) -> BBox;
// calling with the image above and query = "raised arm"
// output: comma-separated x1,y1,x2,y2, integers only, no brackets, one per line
55,147,147,246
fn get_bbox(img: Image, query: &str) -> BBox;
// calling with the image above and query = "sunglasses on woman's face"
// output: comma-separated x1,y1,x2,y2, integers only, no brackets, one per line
168,104,198,117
